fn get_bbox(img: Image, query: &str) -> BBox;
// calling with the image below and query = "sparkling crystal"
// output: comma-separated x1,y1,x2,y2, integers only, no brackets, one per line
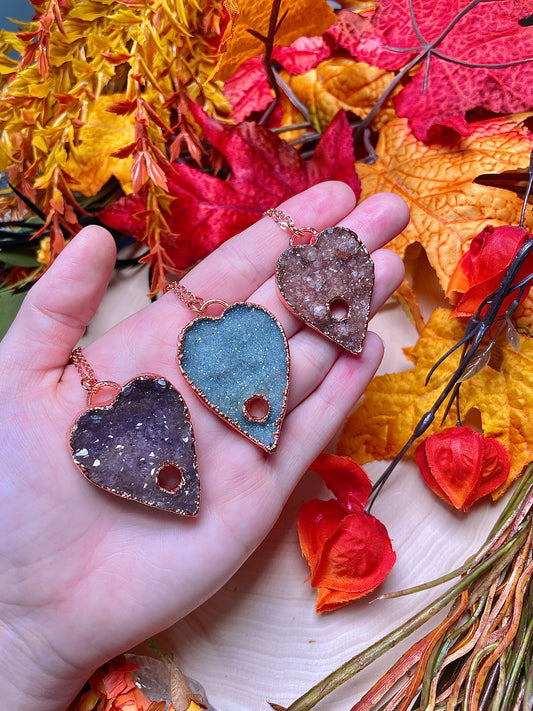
69,376,200,515
178,303,289,452
276,226,374,354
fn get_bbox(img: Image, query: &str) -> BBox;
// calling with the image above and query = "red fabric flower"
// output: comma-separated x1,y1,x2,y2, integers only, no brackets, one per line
416,427,510,510
447,225,533,318
297,453,396,613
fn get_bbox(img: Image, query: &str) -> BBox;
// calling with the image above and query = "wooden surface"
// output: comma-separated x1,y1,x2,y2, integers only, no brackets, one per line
88,263,507,711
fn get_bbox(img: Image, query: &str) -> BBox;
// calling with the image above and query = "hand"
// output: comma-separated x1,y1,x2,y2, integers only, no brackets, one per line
0,182,408,709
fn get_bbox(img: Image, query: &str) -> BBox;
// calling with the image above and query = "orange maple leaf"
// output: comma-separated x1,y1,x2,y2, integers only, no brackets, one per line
282,57,397,133
357,115,533,294
337,308,533,496
214,0,335,81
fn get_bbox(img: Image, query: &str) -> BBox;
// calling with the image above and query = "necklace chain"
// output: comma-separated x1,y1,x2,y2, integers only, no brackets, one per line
69,347,99,392
264,208,318,245
166,281,205,312
264,208,299,234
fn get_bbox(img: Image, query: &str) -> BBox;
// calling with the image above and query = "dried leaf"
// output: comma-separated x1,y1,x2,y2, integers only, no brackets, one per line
416,426,509,509
338,308,533,495
330,0,533,140
457,347,492,383
64,94,135,196
394,279,425,335
166,655,206,711
224,37,331,121
298,454,395,612
282,57,397,133
99,107,360,272
358,115,533,293
214,0,335,80
506,317,522,353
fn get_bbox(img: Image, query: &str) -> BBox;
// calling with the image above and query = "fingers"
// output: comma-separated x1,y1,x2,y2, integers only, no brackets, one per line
177,181,357,304
272,332,384,483
153,186,408,353
177,186,409,307
1,226,116,380
339,192,411,252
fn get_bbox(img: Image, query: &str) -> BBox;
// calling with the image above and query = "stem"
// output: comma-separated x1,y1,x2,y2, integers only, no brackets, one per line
246,0,285,126
270,122,312,134
430,49,533,70
520,150,533,228
367,236,533,508
353,0,531,140
285,528,528,711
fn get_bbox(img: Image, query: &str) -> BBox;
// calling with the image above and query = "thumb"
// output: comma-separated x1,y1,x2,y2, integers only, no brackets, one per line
1,225,117,377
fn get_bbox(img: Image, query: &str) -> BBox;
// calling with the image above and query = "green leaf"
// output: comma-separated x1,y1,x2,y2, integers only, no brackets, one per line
0,250,40,267
0,290,25,339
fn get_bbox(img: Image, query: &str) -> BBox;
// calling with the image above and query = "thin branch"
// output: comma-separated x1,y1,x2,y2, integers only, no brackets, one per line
273,68,311,123
246,0,286,126
408,0,425,46
366,233,533,510
431,49,533,70
520,150,533,228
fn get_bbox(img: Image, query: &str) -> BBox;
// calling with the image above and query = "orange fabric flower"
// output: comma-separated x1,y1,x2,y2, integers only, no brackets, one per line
447,225,533,318
298,453,396,613
415,426,510,510
68,658,173,711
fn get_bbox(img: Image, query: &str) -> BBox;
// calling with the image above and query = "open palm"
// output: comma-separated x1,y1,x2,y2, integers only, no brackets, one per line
0,182,409,709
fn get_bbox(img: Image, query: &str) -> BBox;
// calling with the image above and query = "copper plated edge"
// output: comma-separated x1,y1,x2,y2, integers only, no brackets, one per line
68,374,200,517
176,302,290,453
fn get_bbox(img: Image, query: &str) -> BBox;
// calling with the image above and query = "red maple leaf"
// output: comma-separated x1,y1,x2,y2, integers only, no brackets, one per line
99,106,360,272
224,36,331,121
329,0,533,140
223,56,273,122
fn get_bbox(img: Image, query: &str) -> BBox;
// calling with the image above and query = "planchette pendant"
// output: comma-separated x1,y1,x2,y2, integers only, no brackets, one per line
69,375,200,515
276,226,374,354
177,302,290,452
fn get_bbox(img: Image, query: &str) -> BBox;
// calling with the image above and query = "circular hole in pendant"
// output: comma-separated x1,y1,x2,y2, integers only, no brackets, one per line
157,463,184,493
243,394,271,423
87,381,121,407
328,297,350,322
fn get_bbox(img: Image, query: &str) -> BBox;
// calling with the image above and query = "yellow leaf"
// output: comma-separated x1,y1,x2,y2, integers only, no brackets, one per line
282,57,397,133
63,94,134,196
358,115,533,294
214,0,336,81
338,308,533,495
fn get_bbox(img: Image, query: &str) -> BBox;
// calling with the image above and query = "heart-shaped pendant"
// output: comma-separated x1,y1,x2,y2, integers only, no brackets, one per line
276,226,374,354
177,302,290,452
69,376,200,515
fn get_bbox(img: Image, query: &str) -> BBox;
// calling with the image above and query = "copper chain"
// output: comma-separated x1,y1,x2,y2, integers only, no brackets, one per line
263,208,300,234
263,208,318,245
165,280,205,312
69,347,99,392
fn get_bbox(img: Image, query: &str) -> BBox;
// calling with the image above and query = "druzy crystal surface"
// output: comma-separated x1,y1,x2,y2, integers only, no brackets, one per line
276,226,374,354
70,376,200,515
178,303,289,452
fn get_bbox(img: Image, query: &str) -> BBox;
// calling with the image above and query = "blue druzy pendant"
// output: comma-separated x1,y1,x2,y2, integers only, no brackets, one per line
177,303,290,452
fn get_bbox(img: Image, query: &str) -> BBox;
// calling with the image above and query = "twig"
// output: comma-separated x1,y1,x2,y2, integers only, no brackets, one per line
246,0,287,125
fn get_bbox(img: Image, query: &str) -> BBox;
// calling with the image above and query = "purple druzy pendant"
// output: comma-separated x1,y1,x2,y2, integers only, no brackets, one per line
69,375,200,515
